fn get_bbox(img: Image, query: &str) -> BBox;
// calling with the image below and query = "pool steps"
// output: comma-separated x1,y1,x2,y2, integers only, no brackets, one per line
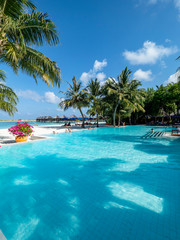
141,131,164,139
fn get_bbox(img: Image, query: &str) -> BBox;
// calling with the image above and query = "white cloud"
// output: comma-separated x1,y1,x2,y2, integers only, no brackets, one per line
133,69,153,81
146,0,180,19
123,41,178,65
80,72,93,84
93,59,107,71
17,90,60,104
16,90,41,102
164,71,180,85
44,92,60,104
80,59,107,85
96,72,106,81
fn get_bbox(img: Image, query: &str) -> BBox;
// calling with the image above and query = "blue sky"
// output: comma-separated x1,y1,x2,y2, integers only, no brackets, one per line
1,0,180,120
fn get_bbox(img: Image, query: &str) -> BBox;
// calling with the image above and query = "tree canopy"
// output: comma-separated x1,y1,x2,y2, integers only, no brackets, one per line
0,0,61,87
0,70,18,115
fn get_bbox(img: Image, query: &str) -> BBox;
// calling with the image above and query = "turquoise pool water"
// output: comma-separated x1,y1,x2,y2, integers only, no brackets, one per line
0,126,179,240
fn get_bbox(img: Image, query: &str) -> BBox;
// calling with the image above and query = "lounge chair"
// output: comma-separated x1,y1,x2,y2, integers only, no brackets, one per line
171,127,180,136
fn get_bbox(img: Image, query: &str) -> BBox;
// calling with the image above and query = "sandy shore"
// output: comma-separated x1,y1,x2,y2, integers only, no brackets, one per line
0,123,105,146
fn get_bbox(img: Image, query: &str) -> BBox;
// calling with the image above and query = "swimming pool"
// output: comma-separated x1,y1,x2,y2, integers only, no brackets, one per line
0,126,179,240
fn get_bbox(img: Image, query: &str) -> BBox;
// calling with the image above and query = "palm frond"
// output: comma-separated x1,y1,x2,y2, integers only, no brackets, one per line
1,45,61,87
4,11,59,47
0,0,36,18
0,76,18,115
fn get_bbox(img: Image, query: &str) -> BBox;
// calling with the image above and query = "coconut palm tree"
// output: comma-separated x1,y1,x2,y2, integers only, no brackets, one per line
107,67,144,126
0,0,61,87
59,77,89,128
86,79,102,127
0,70,18,115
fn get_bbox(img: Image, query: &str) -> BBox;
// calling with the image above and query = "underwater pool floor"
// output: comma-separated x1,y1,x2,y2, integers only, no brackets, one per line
0,126,180,240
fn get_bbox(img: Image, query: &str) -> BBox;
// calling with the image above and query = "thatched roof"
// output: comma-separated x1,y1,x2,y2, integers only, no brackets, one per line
54,115,60,119
69,115,77,118
60,115,67,118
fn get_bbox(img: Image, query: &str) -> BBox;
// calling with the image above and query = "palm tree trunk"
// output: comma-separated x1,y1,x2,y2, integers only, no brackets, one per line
79,108,85,128
113,103,119,127
118,113,121,127
129,116,132,125
97,113,99,127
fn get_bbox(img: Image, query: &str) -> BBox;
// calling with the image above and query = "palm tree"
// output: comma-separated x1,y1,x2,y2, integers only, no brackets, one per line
86,79,102,127
0,0,61,87
107,67,144,127
0,70,18,115
59,77,89,128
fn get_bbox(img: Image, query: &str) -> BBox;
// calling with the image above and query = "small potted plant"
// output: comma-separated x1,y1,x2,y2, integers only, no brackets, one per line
8,122,34,143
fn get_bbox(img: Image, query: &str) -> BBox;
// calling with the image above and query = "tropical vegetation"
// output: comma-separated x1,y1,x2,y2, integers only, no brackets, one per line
0,0,61,116
59,67,180,127
0,0,61,87
59,77,89,128
86,79,102,127
0,70,18,115
59,67,145,127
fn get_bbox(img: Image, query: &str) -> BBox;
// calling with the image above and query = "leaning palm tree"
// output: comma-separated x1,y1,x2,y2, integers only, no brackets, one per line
0,0,61,87
59,77,89,128
0,70,18,115
86,79,102,127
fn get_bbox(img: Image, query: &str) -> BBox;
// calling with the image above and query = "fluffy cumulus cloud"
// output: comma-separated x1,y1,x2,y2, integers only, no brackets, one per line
44,92,60,104
133,69,153,81
164,71,180,85
93,59,107,71
16,90,60,104
123,41,178,65
80,59,107,85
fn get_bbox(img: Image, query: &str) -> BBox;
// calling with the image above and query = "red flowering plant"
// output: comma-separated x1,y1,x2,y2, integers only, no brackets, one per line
8,122,34,138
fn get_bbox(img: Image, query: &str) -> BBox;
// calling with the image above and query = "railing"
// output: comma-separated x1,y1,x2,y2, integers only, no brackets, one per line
141,131,164,139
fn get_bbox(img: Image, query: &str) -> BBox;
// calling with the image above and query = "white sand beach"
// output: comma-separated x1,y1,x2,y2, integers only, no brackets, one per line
0,123,106,146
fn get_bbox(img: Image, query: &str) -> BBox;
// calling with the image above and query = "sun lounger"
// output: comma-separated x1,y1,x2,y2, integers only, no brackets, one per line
171,127,180,136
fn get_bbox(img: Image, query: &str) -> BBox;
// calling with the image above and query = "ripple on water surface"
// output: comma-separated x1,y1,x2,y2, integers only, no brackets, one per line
0,126,180,240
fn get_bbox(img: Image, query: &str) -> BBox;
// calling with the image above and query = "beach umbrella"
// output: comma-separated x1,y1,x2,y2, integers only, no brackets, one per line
77,115,88,120
60,115,68,121
69,115,78,120
77,116,82,120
